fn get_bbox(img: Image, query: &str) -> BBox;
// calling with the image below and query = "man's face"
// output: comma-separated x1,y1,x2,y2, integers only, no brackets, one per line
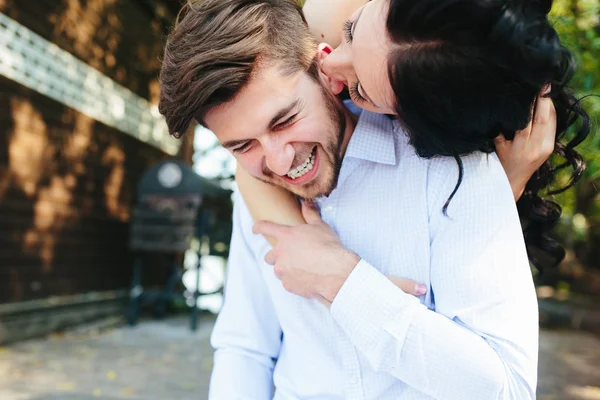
205,64,351,200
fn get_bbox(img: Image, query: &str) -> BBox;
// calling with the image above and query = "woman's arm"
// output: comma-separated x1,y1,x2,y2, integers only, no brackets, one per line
235,165,304,246
237,166,427,298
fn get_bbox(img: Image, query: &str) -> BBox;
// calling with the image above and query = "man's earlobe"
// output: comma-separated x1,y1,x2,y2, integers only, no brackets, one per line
317,43,333,61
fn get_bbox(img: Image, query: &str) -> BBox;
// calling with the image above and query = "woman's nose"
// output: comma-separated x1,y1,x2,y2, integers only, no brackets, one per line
321,45,354,86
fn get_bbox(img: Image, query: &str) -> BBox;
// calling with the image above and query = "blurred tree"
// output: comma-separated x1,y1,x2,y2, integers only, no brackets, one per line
549,0,600,288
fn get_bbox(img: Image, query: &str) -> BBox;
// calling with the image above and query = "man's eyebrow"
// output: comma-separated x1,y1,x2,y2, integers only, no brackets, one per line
222,138,250,149
269,99,299,128
221,99,300,148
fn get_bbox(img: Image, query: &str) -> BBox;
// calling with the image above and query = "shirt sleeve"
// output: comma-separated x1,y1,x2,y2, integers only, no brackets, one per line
209,192,282,400
330,152,538,400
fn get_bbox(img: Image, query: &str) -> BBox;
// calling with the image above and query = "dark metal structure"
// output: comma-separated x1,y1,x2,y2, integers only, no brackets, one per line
128,160,232,330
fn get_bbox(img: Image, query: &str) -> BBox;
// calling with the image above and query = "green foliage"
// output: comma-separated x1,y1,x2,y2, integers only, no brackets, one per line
550,0,600,270
551,0,600,179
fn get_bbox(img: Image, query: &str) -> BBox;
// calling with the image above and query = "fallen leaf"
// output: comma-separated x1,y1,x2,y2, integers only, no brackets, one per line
121,387,136,395
181,382,197,390
57,382,75,391
107,370,117,380
202,357,213,372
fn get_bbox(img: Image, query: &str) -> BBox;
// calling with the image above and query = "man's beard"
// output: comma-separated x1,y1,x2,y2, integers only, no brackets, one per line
258,86,347,200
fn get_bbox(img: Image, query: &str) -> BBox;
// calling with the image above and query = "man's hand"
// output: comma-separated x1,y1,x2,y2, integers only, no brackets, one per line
495,85,556,200
253,202,428,303
253,201,357,302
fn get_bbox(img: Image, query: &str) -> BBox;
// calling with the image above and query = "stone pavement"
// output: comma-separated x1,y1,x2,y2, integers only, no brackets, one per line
0,316,215,400
1,315,599,400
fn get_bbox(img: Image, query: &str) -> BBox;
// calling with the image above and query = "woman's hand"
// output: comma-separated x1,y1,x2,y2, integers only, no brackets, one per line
253,201,428,304
495,86,556,200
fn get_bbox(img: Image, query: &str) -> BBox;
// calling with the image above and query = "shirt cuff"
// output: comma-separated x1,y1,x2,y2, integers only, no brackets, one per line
330,259,422,362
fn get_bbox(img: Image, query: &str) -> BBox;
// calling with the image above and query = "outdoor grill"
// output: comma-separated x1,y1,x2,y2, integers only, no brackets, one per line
128,160,232,331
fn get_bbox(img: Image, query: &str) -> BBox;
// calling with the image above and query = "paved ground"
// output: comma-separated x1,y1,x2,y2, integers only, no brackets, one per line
1,315,599,400
0,316,215,400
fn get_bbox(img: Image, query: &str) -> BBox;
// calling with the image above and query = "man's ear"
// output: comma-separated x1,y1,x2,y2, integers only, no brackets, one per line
316,43,345,95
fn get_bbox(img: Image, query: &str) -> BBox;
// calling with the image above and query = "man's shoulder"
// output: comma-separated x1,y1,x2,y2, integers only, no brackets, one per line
232,190,254,228
426,151,505,184
425,151,514,217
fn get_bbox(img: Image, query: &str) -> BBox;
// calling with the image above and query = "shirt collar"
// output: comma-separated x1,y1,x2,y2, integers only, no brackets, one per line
343,110,398,166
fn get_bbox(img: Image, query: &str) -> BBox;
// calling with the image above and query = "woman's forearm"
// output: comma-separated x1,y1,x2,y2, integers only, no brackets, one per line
235,166,305,246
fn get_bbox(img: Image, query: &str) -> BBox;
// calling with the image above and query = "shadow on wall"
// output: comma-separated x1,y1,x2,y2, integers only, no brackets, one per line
0,77,167,304
0,0,170,103
0,0,176,303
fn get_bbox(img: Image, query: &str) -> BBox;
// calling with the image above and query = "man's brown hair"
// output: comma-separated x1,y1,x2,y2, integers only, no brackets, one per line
158,0,317,137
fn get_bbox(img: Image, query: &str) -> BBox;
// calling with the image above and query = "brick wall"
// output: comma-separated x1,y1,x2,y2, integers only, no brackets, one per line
0,0,176,303
0,0,170,102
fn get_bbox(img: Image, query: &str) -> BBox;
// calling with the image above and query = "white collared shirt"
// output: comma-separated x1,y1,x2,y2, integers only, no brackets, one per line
209,110,538,400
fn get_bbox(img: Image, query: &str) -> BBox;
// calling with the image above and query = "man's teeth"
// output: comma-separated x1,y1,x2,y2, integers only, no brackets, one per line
287,150,315,179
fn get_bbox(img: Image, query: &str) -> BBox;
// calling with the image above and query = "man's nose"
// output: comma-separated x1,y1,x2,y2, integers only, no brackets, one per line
264,142,295,176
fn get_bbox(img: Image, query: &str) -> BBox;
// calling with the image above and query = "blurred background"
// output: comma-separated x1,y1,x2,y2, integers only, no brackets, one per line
0,0,598,399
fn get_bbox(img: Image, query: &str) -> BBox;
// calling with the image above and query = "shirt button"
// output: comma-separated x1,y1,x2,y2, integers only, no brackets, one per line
349,376,358,384
322,205,334,213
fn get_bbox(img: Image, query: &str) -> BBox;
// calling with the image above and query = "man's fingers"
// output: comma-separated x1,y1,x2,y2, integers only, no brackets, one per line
253,220,288,238
301,201,323,224
387,277,428,296
316,296,332,309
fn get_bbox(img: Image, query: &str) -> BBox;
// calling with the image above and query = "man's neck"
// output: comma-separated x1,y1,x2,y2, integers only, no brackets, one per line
338,107,359,161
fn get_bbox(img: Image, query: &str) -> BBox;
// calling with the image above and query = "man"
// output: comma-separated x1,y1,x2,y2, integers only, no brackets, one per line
158,1,539,398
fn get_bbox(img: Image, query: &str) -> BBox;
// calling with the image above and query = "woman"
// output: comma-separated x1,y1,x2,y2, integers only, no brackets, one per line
238,0,589,274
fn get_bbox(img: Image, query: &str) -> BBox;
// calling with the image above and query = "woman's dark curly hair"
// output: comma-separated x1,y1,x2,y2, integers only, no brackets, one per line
385,0,589,272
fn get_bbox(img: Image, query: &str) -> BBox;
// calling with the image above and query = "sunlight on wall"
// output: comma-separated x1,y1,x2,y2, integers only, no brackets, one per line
566,385,600,400
9,101,99,271
64,114,94,175
102,144,129,221
0,12,179,155
49,0,119,70
9,98,49,197
25,176,73,270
